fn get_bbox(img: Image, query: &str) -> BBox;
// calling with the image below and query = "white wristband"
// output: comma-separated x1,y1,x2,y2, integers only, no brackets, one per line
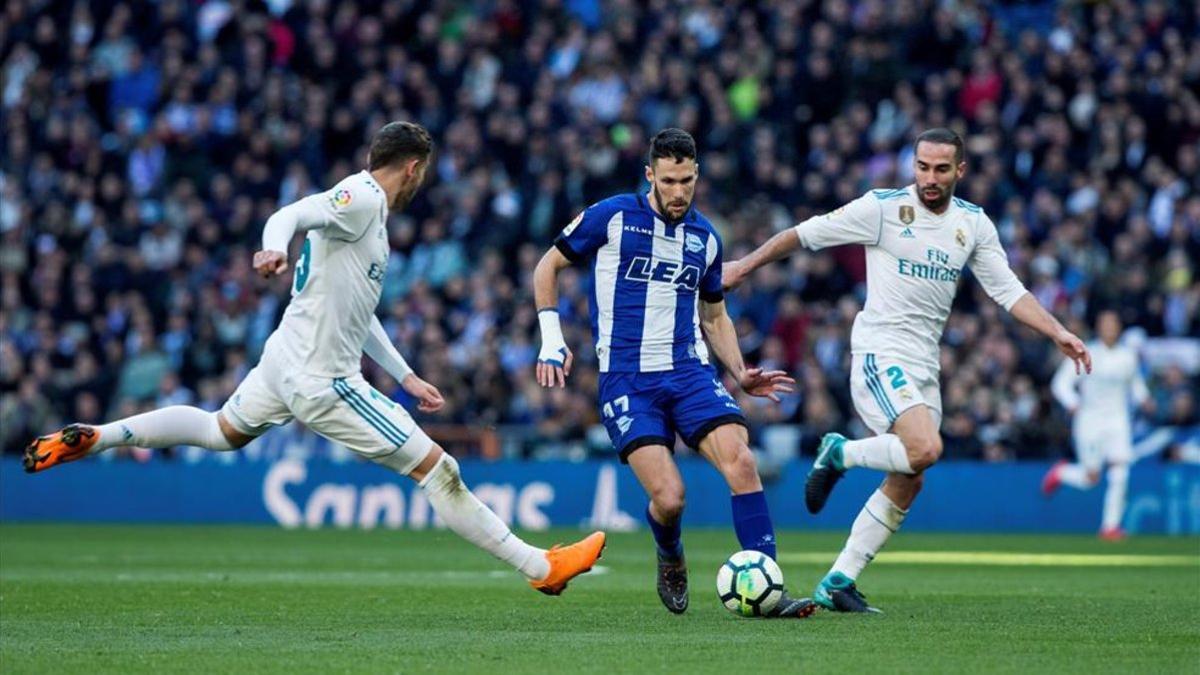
538,309,565,346
537,309,568,366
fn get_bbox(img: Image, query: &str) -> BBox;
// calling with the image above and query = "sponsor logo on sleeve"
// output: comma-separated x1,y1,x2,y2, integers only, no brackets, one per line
563,211,584,236
330,189,353,209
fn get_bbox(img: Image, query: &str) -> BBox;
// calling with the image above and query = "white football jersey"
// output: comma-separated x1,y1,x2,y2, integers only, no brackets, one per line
1051,341,1148,430
264,171,390,377
794,185,1027,370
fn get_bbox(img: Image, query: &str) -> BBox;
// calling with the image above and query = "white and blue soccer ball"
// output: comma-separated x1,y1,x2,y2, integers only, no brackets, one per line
716,550,784,617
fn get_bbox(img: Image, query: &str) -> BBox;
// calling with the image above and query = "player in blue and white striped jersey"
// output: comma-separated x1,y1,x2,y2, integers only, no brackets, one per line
533,129,812,618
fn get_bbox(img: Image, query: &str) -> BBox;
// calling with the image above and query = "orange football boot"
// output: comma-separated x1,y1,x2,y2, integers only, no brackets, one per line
23,424,99,474
529,531,606,595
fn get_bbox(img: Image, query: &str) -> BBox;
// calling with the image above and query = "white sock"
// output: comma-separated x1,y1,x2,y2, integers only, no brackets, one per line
842,434,914,474
419,453,550,580
1101,464,1129,531
1058,463,1096,490
831,489,907,581
93,406,235,454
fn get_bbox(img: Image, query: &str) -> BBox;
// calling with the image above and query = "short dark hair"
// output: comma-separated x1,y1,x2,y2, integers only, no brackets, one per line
368,121,433,170
914,128,964,164
647,128,697,167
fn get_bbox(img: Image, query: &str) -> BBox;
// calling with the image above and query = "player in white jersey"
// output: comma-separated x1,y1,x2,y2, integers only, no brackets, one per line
1043,310,1150,540
723,129,1093,612
24,122,604,595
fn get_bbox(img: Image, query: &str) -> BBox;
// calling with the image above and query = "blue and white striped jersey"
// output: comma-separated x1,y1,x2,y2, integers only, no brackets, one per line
554,193,725,374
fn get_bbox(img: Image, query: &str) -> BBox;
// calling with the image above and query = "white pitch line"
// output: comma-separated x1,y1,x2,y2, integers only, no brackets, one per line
777,551,1199,567
487,564,611,579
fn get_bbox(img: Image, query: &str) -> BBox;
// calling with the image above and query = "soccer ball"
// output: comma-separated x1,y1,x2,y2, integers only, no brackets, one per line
716,550,784,617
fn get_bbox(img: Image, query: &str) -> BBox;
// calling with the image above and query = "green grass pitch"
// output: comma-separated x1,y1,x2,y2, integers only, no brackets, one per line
1,525,1197,673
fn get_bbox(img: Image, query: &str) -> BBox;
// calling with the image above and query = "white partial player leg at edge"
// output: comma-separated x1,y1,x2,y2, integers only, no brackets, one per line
93,406,235,453
1101,464,1129,531
842,434,914,474
831,489,908,581
1057,463,1096,489
419,452,551,580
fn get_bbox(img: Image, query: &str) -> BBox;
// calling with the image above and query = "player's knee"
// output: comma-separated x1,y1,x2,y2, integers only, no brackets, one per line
724,446,761,491
215,413,251,450
1106,464,1129,482
905,435,942,472
650,485,686,521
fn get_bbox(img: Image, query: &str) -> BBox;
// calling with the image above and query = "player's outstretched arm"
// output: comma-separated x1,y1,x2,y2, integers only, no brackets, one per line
363,315,444,413
724,193,883,291
699,300,795,402
722,229,802,291
533,247,574,388
1009,293,1092,375
254,194,333,278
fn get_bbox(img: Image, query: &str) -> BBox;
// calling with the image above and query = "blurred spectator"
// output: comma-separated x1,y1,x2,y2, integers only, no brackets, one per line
2,0,1197,462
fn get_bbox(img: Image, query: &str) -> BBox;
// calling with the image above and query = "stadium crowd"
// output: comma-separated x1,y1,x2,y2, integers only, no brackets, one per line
1,0,1197,462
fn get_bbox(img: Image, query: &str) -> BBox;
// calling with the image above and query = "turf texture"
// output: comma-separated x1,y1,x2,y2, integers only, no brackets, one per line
1,525,1197,673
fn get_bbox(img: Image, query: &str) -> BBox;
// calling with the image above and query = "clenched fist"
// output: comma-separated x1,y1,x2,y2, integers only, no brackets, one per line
253,250,289,278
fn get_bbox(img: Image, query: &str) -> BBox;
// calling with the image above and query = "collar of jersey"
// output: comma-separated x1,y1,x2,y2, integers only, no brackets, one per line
360,170,386,195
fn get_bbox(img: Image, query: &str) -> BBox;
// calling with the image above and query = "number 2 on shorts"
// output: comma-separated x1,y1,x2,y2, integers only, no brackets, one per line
886,366,908,390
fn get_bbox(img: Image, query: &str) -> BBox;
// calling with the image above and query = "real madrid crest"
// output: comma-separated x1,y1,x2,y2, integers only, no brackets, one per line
955,228,966,248
899,205,914,225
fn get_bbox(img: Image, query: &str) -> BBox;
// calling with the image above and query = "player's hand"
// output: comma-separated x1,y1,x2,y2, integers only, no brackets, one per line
536,344,573,388
253,250,289,278
738,367,796,403
722,260,748,291
401,374,445,413
1056,331,1092,375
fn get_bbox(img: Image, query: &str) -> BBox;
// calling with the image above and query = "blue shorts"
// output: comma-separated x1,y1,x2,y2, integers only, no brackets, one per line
597,363,747,462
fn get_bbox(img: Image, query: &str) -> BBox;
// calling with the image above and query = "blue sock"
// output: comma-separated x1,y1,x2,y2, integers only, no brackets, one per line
732,491,777,560
645,505,683,561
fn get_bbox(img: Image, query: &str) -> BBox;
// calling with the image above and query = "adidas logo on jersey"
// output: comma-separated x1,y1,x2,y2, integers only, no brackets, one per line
900,227,916,239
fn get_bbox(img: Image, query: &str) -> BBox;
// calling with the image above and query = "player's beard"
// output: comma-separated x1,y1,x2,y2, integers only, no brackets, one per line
919,181,954,212
391,181,418,211
652,185,691,224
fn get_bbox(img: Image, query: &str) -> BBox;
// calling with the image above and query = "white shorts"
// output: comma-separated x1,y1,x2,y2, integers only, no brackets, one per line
850,353,942,435
221,349,433,474
1072,418,1133,470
